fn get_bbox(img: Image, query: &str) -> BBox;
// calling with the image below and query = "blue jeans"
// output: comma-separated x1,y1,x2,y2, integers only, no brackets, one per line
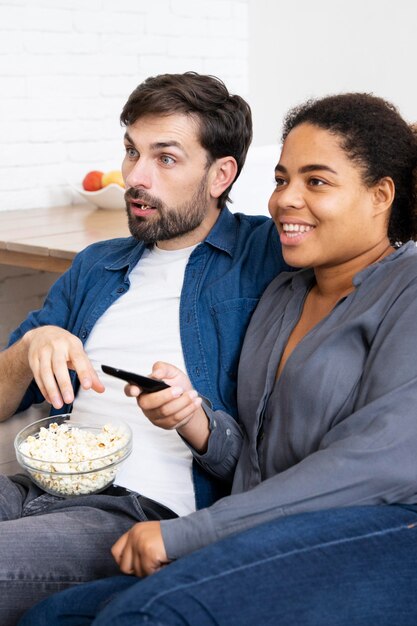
0,474,176,626
19,504,417,626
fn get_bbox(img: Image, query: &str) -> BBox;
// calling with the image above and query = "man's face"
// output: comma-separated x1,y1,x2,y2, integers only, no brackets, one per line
122,114,220,248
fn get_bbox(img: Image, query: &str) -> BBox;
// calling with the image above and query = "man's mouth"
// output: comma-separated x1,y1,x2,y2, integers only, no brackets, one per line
125,188,160,214
128,198,159,217
131,201,156,211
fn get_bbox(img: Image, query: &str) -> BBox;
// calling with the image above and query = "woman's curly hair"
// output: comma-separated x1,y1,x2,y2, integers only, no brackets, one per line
282,93,417,243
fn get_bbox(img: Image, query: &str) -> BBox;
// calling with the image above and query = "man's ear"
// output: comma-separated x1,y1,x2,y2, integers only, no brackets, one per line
209,157,238,200
372,176,395,217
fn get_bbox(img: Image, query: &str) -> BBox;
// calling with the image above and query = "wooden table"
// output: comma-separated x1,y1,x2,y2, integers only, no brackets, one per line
0,204,130,273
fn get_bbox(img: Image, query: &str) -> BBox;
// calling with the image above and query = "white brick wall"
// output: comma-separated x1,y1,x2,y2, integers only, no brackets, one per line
0,0,249,212
0,0,249,343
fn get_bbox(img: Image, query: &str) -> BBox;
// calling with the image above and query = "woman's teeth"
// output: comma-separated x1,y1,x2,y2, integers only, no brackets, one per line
282,223,314,237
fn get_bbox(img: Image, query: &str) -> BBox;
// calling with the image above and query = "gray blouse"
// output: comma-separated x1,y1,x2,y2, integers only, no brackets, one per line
162,242,417,560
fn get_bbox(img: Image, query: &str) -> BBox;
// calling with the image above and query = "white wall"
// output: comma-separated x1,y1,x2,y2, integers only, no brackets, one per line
2,0,417,343
2,0,416,217
248,0,417,146
235,0,417,217
0,0,249,347
0,0,249,213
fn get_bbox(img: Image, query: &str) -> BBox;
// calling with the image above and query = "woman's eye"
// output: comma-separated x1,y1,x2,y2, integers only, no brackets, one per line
309,177,325,186
161,155,175,166
274,178,287,188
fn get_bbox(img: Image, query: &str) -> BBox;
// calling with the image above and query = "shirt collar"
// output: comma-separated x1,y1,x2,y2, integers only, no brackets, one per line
288,241,416,291
353,240,416,286
203,207,238,257
105,238,148,273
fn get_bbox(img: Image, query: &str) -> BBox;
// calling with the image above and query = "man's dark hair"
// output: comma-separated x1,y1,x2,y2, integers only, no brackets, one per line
282,93,417,243
121,72,253,208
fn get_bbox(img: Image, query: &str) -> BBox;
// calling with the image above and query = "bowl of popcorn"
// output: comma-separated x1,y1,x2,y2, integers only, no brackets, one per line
14,415,132,497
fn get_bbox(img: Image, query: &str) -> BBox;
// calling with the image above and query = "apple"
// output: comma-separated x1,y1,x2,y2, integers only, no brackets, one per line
101,170,125,188
82,170,104,192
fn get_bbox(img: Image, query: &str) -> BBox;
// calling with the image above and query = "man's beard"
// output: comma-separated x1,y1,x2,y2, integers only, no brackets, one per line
125,174,210,244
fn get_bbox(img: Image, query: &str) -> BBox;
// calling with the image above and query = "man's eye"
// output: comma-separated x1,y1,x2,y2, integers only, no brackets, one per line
125,147,138,159
160,155,175,166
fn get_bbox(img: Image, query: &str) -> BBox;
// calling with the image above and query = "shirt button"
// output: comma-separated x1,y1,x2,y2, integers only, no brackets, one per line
226,428,231,436
213,420,217,428
116,287,125,293
80,330,88,339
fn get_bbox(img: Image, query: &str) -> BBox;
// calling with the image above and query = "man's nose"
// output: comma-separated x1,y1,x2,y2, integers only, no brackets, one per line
124,159,152,190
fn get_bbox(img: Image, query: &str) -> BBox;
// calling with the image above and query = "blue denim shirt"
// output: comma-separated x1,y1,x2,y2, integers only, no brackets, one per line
7,208,289,507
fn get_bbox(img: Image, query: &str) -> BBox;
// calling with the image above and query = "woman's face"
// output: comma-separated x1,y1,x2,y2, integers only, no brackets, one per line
268,123,389,269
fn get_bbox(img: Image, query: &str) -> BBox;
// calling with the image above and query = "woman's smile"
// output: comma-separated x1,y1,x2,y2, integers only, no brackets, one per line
269,123,390,273
279,220,316,244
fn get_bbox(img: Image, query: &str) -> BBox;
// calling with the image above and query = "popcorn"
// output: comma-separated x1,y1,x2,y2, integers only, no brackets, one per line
18,422,130,496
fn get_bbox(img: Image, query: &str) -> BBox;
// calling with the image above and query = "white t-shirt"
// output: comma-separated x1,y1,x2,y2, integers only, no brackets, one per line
73,244,197,516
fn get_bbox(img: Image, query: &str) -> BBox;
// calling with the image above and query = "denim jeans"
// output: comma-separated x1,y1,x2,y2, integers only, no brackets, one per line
0,474,176,626
19,504,417,626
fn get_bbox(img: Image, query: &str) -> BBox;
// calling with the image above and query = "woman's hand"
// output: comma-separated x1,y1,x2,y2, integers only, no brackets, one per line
125,361,210,452
112,521,169,577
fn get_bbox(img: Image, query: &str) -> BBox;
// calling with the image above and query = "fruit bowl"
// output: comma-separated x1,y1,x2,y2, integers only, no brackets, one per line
14,415,132,497
73,184,126,210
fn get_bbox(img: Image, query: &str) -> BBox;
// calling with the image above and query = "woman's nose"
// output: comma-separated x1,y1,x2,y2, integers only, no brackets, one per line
268,182,305,217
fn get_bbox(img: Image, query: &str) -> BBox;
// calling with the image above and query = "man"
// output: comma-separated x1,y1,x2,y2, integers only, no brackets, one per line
0,72,288,624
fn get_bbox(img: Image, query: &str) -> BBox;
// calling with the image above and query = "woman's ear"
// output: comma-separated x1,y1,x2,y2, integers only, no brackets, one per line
209,157,238,200
372,177,395,217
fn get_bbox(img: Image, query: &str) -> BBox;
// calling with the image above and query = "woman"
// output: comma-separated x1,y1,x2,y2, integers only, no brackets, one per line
20,93,417,625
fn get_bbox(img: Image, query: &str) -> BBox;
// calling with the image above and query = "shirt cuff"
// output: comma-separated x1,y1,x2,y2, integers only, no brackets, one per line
185,402,242,479
161,508,217,560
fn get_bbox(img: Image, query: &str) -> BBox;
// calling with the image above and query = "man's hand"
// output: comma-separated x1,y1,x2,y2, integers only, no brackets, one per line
24,325,105,409
125,361,210,452
111,521,170,577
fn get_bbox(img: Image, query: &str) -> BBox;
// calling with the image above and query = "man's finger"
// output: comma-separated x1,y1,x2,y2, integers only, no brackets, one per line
68,353,95,389
37,352,67,408
51,354,77,405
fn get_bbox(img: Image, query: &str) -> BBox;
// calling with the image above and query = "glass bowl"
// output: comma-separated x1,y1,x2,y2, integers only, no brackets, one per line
14,414,132,497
